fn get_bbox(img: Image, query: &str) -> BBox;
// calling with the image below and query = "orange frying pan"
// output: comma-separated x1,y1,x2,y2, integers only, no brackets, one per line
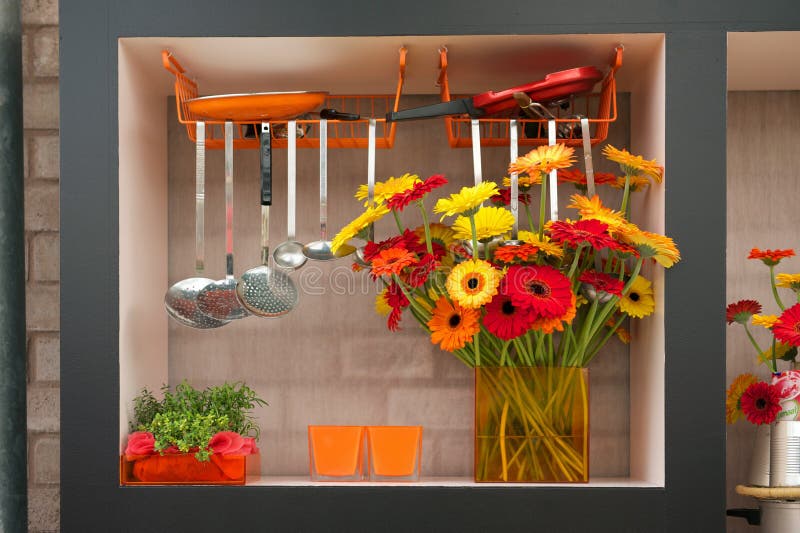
186,91,328,121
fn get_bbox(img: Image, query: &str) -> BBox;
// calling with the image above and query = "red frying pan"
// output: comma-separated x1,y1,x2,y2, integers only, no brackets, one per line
386,66,603,122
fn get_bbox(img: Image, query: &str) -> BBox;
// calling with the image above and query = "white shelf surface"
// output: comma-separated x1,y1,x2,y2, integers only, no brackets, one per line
246,476,662,488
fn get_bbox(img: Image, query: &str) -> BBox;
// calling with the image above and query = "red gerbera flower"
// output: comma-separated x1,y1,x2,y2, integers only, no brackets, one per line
493,243,540,264
501,265,572,318
740,381,782,425
748,247,796,266
482,293,537,340
578,270,625,297
489,188,531,207
387,174,448,211
726,299,762,325
548,219,623,251
774,303,800,346
363,229,426,262
404,253,439,287
384,281,410,331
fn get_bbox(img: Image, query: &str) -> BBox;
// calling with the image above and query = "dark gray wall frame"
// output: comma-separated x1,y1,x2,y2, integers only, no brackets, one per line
59,2,799,531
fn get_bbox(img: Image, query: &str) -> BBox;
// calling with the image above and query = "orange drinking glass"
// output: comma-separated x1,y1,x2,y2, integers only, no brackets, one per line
307,426,366,481
365,426,423,481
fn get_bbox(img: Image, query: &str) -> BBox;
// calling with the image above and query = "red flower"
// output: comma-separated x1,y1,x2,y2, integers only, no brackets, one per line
774,303,800,346
387,174,448,211
740,381,782,425
489,188,531,207
748,247,795,266
726,299,762,325
370,247,417,278
363,230,427,262
501,265,572,318
404,253,439,287
578,270,624,297
385,280,409,331
557,169,618,187
239,437,259,455
482,293,536,340
125,431,155,456
493,243,540,264
548,219,623,251
208,431,246,455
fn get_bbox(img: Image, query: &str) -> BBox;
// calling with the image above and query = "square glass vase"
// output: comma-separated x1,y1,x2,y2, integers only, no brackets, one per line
308,425,366,481
366,426,423,481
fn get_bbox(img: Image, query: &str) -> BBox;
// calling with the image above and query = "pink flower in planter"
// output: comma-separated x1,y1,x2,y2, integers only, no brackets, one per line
239,437,259,455
125,431,155,456
161,445,182,454
208,431,245,455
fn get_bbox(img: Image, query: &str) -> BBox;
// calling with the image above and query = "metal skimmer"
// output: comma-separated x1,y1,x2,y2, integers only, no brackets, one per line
165,121,229,329
236,123,299,317
197,121,250,321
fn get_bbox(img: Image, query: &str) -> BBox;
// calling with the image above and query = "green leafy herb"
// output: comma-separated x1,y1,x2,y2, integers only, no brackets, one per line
130,381,267,461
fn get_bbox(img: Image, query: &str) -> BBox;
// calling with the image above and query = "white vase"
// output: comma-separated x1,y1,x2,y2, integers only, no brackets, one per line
748,423,771,487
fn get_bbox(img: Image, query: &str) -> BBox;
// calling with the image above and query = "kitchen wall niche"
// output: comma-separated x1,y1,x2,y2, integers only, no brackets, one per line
118,33,665,486
726,31,800,531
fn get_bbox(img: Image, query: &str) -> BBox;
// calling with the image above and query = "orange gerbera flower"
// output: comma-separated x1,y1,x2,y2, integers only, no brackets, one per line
370,247,416,277
509,144,575,176
602,145,663,183
557,169,618,188
493,243,540,264
427,297,480,352
530,292,577,334
748,248,796,266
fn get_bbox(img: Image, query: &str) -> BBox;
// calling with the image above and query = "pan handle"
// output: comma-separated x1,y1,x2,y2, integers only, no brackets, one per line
726,508,761,526
260,123,272,206
386,98,484,122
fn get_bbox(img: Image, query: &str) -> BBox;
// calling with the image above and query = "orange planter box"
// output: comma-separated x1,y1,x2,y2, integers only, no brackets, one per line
366,426,422,481
120,452,260,486
307,426,366,481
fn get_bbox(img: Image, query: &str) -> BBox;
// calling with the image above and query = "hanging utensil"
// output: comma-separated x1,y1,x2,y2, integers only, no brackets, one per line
165,121,229,329
237,123,299,317
273,120,308,270
186,91,328,122
197,121,249,321
354,118,377,268
303,119,356,260
494,119,523,253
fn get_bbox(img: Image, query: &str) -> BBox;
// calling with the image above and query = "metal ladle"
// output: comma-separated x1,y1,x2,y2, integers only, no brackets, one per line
236,123,298,317
303,119,356,260
495,119,524,252
164,121,229,329
354,118,377,268
272,120,307,270
197,121,250,321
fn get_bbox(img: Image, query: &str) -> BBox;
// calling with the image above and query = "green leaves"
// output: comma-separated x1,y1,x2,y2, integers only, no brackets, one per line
130,381,267,461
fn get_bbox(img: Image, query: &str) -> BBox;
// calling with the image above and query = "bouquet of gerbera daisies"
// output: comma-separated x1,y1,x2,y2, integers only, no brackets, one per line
332,144,679,369
727,248,800,426
332,144,679,482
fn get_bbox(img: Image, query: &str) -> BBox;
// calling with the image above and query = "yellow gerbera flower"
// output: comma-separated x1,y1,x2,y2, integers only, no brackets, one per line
567,194,629,231
726,373,758,424
415,223,456,250
355,173,421,206
758,342,795,366
619,275,655,318
612,175,651,191
602,145,663,183
752,314,779,329
452,206,515,241
619,229,681,268
501,174,542,188
434,181,499,220
509,144,576,176
445,259,500,309
331,203,390,253
776,273,800,291
374,288,392,317
517,231,564,258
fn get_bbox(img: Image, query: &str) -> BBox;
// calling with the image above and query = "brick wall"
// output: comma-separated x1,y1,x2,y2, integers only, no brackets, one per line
22,0,60,530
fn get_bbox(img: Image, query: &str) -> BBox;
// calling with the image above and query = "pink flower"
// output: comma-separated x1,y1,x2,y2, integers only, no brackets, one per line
124,431,155,456
239,437,259,456
208,431,245,455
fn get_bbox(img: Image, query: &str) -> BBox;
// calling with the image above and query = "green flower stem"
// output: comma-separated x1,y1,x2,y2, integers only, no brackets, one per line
523,203,536,233
417,199,434,255
743,323,766,363
770,265,786,311
499,341,511,366
538,171,548,241
583,314,626,366
620,173,632,215
574,299,599,365
567,243,585,280
392,210,405,233
622,257,644,295
468,213,481,366
771,336,778,374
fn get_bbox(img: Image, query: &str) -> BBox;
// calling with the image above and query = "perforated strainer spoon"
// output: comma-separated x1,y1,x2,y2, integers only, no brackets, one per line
165,121,229,329
272,120,307,270
197,121,250,321
303,119,356,260
236,123,299,318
